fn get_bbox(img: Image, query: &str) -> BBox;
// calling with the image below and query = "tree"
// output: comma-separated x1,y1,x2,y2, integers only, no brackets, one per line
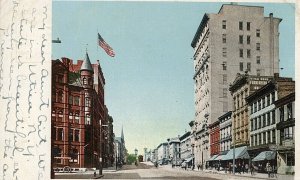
126,154,137,165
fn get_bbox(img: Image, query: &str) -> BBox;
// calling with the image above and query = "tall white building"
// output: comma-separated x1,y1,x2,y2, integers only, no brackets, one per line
190,4,281,166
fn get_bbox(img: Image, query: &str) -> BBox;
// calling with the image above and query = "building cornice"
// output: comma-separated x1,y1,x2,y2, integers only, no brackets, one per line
191,13,209,48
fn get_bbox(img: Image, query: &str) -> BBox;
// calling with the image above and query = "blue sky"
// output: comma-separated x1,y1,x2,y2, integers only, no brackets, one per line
52,2,295,154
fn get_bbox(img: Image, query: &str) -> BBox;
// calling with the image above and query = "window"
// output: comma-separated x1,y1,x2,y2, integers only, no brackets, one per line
85,98,91,107
262,97,265,108
222,20,226,29
83,77,87,85
287,153,295,166
57,75,64,83
272,110,275,124
266,112,270,126
223,74,227,84
287,103,293,119
223,88,227,98
222,34,226,43
75,130,80,141
257,69,261,76
262,132,266,144
222,48,227,57
267,95,270,106
75,113,79,124
69,112,73,121
247,35,250,44
256,29,260,37
247,49,251,58
271,91,275,103
58,128,64,141
247,62,251,72
74,96,80,105
69,149,79,163
239,22,243,30
254,118,257,130
222,62,227,70
239,49,243,58
254,102,257,112
272,129,276,143
257,116,261,129
58,111,63,122
54,147,62,164
258,133,261,145
256,43,260,50
251,135,253,146
284,126,294,139
58,90,63,103
258,99,261,110
262,114,266,127
69,130,73,142
247,22,250,30
240,62,243,71
256,56,261,64
279,107,284,122
239,35,243,44
250,104,253,114
251,119,253,131
69,95,73,105
267,131,271,144
85,114,91,125
254,134,257,146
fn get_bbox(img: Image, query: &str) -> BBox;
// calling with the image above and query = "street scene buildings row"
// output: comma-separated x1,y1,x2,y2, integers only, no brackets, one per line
51,53,126,172
146,4,295,175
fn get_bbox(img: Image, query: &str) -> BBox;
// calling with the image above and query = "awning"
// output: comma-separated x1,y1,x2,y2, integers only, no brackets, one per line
185,157,194,163
222,146,250,160
252,151,276,162
207,154,218,161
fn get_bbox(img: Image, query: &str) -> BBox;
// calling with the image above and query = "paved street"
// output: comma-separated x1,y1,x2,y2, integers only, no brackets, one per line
55,162,294,179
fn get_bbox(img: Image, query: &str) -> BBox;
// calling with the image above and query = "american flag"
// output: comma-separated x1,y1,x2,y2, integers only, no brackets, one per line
98,33,115,57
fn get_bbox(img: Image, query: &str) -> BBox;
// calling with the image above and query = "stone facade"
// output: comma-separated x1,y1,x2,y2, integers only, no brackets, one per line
191,4,281,165
218,111,232,154
246,75,294,162
229,74,273,148
52,53,106,169
275,93,295,174
208,121,220,156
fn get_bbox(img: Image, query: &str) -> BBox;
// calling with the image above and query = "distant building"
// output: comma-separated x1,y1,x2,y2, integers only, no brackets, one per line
115,127,126,165
191,3,281,165
275,92,295,174
179,131,193,167
168,137,181,165
157,142,168,164
246,75,294,163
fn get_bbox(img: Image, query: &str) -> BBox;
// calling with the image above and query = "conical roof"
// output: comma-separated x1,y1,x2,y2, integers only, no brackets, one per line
80,52,94,73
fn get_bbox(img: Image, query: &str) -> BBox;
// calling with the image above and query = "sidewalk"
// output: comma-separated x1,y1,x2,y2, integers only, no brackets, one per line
158,164,294,180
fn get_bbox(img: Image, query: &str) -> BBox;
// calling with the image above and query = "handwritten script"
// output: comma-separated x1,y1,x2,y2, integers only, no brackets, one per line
0,1,51,179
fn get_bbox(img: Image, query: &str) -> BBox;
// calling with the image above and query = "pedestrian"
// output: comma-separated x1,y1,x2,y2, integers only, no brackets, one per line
245,163,249,173
242,163,245,174
197,164,200,170
266,162,272,178
250,163,254,175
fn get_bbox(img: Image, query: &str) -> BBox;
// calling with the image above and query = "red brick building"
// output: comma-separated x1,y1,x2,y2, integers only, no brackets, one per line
208,121,220,156
51,52,108,169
